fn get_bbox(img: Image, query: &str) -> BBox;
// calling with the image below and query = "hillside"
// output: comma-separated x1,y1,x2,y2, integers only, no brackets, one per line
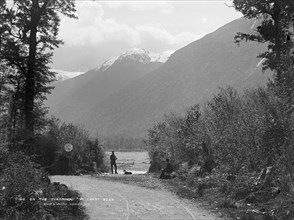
76,18,271,137
46,49,166,122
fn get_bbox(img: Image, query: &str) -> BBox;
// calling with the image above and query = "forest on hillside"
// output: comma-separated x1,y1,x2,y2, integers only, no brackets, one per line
103,135,146,152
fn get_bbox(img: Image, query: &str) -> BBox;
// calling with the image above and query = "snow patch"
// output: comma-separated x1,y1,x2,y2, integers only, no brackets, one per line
150,50,174,63
51,69,84,81
123,48,147,56
98,48,174,71
100,56,118,71
118,48,151,64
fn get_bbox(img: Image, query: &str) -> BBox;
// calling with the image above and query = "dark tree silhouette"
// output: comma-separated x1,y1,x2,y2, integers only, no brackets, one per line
0,0,76,148
233,0,294,88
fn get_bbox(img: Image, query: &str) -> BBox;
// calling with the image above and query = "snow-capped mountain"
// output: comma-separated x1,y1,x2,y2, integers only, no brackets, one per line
52,69,84,81
99,48,173,71
47,19,272,138
46,48,164,122
78,18,271,137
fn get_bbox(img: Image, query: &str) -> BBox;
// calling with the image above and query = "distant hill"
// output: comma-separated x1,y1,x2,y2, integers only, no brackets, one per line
46,48,169,122
75,18,271,137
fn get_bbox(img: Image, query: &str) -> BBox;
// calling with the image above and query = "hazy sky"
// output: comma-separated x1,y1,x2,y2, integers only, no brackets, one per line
51,1,243,72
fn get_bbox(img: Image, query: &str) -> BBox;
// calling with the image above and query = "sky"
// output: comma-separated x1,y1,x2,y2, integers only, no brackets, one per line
51,0,243,72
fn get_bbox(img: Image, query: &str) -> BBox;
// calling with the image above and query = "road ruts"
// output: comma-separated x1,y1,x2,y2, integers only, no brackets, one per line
51,175,224,220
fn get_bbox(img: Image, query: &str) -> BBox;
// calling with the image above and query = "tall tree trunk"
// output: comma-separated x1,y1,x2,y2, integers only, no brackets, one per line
6,92,13,144
24,0,40,136
273,2,282,82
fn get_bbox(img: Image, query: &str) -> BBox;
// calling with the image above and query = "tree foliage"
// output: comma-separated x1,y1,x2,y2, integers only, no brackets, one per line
0,149,87,219
146,86,294,218
0,0,76,143
233,0,294,94
39,118,107,175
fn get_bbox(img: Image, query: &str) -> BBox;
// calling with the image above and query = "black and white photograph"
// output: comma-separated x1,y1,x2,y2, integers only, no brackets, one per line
1,0,294,219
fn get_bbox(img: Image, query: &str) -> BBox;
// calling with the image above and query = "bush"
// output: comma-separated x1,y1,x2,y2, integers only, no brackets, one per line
145,85,294,219
41,182,87,220
0,150,87,219
38,118,107,175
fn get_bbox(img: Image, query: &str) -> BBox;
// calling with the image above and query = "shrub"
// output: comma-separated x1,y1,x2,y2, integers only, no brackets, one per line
42,182,87,220
146,85,294,219
0,150,87,219
38,118,106,175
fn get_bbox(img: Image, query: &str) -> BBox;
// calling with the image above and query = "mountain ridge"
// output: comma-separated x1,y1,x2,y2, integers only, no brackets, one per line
75,18,271,137
47,18,271,137
46,48,168,122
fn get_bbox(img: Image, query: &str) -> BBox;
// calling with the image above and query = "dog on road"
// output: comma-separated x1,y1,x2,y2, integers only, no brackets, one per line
123,169,132,175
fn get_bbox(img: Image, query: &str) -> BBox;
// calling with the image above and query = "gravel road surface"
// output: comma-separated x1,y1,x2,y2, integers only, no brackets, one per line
51,175,223,220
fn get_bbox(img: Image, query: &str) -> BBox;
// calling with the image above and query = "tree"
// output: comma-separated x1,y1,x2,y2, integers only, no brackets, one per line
233,0,294,88
0,0,76,147
233,2,294,164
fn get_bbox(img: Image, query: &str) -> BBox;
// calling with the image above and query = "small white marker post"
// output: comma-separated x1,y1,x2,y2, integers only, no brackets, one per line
64,143,73,175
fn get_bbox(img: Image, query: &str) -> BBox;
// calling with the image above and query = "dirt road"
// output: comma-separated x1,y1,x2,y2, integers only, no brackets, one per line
51,175,223,220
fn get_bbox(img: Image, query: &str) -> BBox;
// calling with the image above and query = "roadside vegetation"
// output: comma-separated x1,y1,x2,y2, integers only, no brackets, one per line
0,115,106,219
38,117,107,175
145,1,294,219
145,86,294,219
0,1,105,219
0,149,88,219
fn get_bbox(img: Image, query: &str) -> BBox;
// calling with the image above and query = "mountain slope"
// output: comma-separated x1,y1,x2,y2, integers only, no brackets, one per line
77,18,271,137
46,49,167,122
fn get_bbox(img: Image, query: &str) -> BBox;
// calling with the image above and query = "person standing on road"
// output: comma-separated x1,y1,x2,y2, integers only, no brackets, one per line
110,151,118,174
